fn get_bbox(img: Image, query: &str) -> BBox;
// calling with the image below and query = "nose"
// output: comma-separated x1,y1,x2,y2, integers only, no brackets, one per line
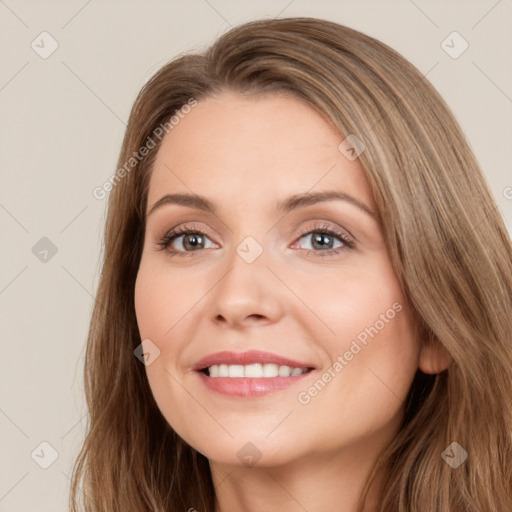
209,242,285,329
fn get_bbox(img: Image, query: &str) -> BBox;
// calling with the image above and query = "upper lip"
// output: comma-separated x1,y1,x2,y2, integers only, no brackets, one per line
191,350,316,371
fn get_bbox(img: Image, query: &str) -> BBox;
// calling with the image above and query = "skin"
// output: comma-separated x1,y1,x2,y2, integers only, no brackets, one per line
134,90,451,512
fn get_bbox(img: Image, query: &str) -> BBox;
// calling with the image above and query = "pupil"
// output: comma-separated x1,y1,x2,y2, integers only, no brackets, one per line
185,234,202,250
313,233,332,250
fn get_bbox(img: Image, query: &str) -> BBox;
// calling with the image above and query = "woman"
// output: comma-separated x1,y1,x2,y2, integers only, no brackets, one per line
70,17,512,512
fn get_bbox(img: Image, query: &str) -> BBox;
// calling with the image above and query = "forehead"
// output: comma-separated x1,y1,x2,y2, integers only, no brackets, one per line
147,91,375,213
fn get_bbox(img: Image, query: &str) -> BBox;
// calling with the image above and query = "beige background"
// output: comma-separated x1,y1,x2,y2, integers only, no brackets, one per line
1,0,511,510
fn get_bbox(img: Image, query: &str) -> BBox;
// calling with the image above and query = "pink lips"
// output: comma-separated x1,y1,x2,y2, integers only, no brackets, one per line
192,350,315,398
192,350,313,371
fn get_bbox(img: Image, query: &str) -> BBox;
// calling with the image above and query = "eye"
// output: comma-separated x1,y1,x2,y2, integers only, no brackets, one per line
156,224,215,256
292,223,354,257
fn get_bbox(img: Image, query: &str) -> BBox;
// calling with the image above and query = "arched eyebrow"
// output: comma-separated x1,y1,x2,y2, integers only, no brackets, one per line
146,191,377,220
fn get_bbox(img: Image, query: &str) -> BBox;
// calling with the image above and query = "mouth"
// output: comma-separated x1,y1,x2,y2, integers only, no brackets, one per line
200,363,314,378
192,350,316,397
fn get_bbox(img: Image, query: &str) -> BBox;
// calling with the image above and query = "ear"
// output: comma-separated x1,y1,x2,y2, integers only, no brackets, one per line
418,334,452,374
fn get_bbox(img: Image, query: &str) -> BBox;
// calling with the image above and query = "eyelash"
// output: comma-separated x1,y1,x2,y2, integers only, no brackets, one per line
155,223,355,258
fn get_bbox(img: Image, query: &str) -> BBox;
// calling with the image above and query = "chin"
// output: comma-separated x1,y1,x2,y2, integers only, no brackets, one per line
187,431,303,469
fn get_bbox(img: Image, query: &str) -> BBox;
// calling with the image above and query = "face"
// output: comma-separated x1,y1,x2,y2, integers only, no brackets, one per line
134,90,422,469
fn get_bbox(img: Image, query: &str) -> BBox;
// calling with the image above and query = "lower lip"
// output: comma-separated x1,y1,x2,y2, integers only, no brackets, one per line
196,370,313,397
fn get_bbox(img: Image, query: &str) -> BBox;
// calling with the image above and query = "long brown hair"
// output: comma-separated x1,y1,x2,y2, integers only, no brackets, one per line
70,17,512,511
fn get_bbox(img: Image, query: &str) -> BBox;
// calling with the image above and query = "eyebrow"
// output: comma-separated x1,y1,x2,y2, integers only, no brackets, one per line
146,191,377,220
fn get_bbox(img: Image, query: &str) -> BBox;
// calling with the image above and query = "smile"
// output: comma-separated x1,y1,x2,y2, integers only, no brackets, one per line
205,363,310,378
192,350,316,397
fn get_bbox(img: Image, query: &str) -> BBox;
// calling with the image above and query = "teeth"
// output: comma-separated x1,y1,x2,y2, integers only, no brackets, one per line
206,363,308,378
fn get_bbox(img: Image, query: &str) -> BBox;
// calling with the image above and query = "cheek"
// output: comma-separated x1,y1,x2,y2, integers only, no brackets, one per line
134,269,169,339
134,256,201,341
133,260,196,428
134,257,210,391
299,259,420,401
295,257,409,343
